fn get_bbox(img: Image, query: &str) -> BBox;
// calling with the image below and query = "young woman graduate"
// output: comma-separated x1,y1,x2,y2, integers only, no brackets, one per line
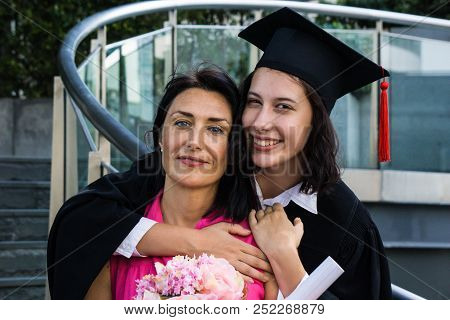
48,8,391,299
237,7,392,299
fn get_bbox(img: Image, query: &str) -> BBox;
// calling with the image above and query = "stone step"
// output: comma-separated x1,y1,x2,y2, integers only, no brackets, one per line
0,180,50,209
0,157,51,181
0,209,49,241
0,241,47,278
0,276,46,299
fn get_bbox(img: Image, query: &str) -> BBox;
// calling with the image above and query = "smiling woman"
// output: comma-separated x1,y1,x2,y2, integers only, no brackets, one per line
49,65,285,300
94,66,271,300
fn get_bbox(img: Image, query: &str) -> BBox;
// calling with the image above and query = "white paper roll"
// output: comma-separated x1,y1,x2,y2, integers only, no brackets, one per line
285,256,344,300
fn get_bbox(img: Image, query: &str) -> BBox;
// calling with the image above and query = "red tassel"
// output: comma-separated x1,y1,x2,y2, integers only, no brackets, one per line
378,80,390,162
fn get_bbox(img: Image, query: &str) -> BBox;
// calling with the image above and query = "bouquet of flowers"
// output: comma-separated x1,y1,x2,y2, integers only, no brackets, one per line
134,254,246,300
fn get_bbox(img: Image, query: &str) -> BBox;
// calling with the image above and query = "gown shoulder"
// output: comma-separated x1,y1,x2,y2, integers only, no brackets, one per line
47,152,163,299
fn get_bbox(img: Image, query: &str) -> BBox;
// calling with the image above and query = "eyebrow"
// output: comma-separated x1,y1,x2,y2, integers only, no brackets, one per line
170,111,230,125
248,91,298,104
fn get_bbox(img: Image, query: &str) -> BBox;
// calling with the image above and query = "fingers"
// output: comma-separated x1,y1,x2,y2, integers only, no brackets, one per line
234,260,269,283
294,217,304,233
212,222,232,230
263,271,276,282
264,206,273,214
239,252,273,274
256,209,265,221
272,203,284,211
241,242,269,262
227,223,251,236
249,209,257,228
241,274,254,284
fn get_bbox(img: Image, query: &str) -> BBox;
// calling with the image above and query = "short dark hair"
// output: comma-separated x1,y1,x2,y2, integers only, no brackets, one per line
148,64,257,222
239,71,341,194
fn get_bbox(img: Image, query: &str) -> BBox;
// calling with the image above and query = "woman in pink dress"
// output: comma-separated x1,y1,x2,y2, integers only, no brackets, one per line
85,66,303,300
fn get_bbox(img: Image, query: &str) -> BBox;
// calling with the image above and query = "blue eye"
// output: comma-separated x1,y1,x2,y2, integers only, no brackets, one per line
174,120,190,127
276,104,293,110
208,126,225,135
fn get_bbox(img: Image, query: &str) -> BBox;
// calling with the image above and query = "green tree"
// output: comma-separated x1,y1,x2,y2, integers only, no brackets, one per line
316,0,449,28
0,1,251,98
337,0,449,20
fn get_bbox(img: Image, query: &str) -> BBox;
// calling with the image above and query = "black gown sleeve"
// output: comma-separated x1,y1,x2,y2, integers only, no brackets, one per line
47,152,163,299
332,201,392,299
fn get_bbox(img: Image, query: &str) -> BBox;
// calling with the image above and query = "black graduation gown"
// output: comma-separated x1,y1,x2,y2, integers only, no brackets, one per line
285,180,392,299
48,152,391,300
47,152,163,299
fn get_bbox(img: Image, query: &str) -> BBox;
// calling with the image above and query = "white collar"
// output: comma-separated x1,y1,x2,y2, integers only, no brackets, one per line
254,177,318,215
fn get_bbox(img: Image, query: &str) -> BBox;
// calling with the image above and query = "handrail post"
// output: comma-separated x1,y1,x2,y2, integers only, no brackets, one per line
65,95,79,198
46,76,66,299
169,9,178,73
368,20,384,168
48,77,65,235
87,151,102,184
373,19,384,169
97,26,111,170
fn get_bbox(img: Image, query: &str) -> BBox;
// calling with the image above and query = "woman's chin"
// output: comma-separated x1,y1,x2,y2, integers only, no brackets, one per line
252,155,281,170
168,174,217,189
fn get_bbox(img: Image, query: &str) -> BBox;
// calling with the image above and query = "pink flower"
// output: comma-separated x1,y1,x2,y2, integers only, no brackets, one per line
198,256,245,300
135,254,246,300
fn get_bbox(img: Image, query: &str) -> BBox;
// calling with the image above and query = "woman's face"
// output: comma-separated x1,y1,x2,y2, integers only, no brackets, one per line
161,88,232,189
242,67,313,170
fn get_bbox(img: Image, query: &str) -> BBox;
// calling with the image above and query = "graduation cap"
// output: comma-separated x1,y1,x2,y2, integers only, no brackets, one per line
239,7,391,162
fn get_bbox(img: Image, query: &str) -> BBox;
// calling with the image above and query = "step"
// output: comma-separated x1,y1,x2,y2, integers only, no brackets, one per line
0,276,46,299
0,241,47,278
0,209,49,241
0,157,51,181
0,180,50,209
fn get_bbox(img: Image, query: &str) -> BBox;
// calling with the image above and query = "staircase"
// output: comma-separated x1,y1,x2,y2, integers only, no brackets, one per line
0,157,50,299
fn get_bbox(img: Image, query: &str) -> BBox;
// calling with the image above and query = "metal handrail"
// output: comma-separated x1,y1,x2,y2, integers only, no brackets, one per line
392,284,425,300
58,0,444,299
58,0,450,160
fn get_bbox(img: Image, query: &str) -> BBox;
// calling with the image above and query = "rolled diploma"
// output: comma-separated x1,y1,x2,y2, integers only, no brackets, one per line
284,256,344,300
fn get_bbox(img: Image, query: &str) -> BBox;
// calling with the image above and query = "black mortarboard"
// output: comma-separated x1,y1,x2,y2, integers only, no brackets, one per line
238,7,389,113
239,7,391,162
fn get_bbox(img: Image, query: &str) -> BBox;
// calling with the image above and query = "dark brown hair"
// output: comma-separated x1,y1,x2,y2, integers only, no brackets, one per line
239,70,341,194
147,64,257,222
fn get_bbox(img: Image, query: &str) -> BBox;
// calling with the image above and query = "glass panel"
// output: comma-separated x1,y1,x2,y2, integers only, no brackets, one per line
79,26,450,173
177,26,251,83
105,29,172,171
328,30,378,169
77,50,100,146
76,115,91,190
72,101,97,190
78,49,101,100
381,33,450,172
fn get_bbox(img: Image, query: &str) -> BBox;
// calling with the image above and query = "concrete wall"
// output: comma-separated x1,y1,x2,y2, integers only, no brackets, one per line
0,98,52,158
367,202,450,300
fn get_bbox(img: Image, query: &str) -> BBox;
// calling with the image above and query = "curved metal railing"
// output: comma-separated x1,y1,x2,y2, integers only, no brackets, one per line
55,0,450,299
58,0,450,161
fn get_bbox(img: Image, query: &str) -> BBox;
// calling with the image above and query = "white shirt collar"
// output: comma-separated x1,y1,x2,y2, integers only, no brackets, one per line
254,177,318,215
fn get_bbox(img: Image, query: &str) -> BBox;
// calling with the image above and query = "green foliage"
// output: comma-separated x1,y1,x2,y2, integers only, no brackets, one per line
0,1,251,98
316,0,449,28
1,0,446,98
337,0,449,20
